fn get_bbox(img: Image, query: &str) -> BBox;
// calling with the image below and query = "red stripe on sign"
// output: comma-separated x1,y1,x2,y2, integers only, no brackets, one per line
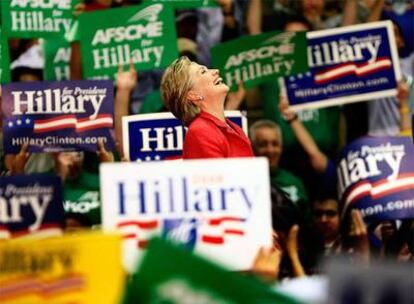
117,220,158,229
122,233,137,239
209,217,243,226
224,229,244,235
34,115,76,124
201,235,224,244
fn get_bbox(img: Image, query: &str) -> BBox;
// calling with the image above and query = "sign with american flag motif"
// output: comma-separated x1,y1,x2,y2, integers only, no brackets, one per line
122,111,248,162
100,158,272,273
338,136,414,226
2,80,115,153
0,174,64,239
283,21,401,110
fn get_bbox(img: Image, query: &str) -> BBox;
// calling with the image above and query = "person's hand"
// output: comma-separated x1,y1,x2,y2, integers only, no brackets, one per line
225,81,245,110
116,62,138,92
285,224,306,277
278,94,297,122
216,0,233,13
54,152,83,182
397,80,410,106
11,144,30,175
349,209,370,264
251,245,282,283
73,2,86,18
97,139,114,163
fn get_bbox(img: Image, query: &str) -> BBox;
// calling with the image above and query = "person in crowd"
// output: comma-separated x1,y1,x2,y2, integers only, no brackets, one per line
249,119,309,210
160,56,254,159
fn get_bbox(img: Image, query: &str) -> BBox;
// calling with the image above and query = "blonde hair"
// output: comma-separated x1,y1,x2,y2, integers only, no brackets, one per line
160,56,200,126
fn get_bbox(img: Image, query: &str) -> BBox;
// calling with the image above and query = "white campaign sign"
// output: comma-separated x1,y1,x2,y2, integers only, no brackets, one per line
100,158,272,273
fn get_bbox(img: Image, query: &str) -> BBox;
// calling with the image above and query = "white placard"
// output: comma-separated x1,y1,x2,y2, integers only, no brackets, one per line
100,157,272,272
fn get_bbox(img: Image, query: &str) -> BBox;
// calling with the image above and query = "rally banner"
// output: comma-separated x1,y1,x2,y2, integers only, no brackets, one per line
43,38,71,81
100,158,272,272
79,3,178,80
2,80,114,153
143,0,218,9
1,0,80,38
122,111,247,161
0,174,64,239
211,31,308,91
283,21,401,110
0,26,11,83
122,238,300,304
0,232,124,304
337,136,414,225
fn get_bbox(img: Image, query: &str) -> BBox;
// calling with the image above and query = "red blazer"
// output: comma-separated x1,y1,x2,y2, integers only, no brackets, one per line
183,111,254,159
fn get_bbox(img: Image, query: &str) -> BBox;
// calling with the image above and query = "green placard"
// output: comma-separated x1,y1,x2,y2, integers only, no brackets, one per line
79,3,178,80
1,0,80,38
143,0,218,9
212,31,308,91
122,238,301,304
0,27,11,83
43,38,71,80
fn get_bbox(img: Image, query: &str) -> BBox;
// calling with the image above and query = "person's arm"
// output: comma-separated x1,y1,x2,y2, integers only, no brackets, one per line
225,82,245,110
285,225,306,277
246,0,261,35
114,63,137,157
348,209,370,265
341,0,359,26
366,0,385,22
397,80,411,136
279,97,328,174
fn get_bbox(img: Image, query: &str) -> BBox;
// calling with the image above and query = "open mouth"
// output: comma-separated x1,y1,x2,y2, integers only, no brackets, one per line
214,77,223,85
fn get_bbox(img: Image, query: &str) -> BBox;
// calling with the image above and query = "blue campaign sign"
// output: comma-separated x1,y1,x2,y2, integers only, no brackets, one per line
122,111,247,161
283,21,401,110
2,80,114,153
337,136,414,225
0,174,64,238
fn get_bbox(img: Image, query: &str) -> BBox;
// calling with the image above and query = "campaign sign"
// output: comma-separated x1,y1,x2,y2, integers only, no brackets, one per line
122,238,300,304
0,232,124,304
283,21,401,110
337,136,414,225
43,38,71,81
143,0,218,8
79,3,178,80
122,111,248,161
1,0,81,38
2,80,114,153
0,174,64,239
100,158,272,272
0,27,11,83
211,31,307,91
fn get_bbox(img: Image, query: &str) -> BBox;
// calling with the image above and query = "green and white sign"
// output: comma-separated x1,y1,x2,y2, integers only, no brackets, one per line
0,27,11,83
1,0,80,38
122,238,301,304
143,0,218,9
43,38,71,80
212,31,308,91
79,3,178,80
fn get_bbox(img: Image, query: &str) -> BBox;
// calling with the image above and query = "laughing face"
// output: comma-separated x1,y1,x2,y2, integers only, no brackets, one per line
187,62,229,105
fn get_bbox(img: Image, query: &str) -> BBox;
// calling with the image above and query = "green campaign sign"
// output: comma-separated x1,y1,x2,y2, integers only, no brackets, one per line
143,0,218,9
122,238,301,304
0,27,11,83
1,0,80,38
43,38,71,81
79,3,178,80
212,31,308,91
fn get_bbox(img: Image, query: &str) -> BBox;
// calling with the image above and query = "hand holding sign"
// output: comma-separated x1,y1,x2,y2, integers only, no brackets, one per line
116,62,138,93
225,81,246,110
11,144,30,175
349,209,370,264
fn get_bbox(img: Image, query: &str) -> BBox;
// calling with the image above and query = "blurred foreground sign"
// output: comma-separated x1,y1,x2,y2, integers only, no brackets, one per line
337,136,414,225
100,158,272,272
0,232,124,304
123,238,300,304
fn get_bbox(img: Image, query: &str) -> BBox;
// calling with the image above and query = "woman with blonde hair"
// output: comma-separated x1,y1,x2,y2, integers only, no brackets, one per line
161,56,253,159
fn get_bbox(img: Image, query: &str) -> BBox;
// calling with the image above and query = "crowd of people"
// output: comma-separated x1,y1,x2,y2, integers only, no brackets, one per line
1,0,414,298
